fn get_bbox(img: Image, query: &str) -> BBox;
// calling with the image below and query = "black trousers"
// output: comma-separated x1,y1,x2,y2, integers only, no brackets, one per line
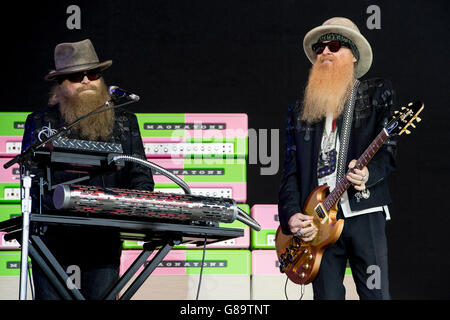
312,210,390,300
32,260,120,300
31,228,122,300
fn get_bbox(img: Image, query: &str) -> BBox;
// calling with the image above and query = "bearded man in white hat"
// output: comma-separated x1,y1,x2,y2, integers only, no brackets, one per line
22,39,154,299
278,17,397,299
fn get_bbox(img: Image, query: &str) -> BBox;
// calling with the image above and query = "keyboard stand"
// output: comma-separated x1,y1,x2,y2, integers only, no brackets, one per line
0,214,244,300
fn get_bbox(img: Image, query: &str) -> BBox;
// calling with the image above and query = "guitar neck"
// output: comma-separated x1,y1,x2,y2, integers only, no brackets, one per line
323,128,390,211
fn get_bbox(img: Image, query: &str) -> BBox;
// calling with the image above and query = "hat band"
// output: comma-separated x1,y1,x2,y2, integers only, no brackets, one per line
318,33,360,61
55,61,102,73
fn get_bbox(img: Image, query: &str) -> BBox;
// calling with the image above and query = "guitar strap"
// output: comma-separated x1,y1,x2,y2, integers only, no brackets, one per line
336,79,360,183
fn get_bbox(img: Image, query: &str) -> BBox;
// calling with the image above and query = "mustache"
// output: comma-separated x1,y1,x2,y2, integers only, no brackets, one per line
76,84,98,93
318,55,335,63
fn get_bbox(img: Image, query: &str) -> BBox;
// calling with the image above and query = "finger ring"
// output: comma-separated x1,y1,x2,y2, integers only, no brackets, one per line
296,229,303,237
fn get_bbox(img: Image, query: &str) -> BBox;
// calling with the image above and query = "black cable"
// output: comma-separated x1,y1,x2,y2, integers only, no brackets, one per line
284,276,305,300
195,235,207,300
284,276,289,300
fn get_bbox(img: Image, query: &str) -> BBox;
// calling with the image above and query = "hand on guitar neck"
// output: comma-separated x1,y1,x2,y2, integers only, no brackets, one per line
346,159,370,192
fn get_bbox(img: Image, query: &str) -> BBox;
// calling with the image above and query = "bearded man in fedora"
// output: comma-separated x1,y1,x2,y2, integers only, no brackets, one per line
22,39,154,299
278,17,397,299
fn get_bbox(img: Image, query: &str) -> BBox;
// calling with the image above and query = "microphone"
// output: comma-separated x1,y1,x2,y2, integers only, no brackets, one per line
108,86,140,101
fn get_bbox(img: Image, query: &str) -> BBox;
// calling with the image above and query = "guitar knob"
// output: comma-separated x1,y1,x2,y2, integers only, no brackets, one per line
303,264,310,270
300,272,306,279
287,247,297,258
283,250,292,263
308,254,313,260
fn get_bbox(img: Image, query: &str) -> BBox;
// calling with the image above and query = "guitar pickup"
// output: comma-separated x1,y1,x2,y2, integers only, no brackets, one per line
314,203,329,223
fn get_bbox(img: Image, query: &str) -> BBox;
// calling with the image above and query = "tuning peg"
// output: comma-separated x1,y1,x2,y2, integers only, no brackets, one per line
401,107,406,110
416,117,422,122
394,111,400,114
408,102,413,106
405,129,411,135
410,123,416,128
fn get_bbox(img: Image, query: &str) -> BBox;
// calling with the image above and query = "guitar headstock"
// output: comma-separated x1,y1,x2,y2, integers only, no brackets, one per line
386,101,424,136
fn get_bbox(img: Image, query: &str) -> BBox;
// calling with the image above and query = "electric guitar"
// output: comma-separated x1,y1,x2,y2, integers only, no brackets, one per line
275,101,424,285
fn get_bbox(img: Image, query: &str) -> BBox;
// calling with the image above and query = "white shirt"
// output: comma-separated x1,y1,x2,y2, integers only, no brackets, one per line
317,114,390,220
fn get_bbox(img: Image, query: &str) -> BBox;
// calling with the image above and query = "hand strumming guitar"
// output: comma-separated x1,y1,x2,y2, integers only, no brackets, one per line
288,212,318,242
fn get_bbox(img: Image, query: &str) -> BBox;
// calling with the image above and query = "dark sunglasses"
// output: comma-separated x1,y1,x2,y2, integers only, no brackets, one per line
311,40,350,55
58,70,102,84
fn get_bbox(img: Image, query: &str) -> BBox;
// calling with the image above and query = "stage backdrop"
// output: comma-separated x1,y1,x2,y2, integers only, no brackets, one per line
0,0,449,299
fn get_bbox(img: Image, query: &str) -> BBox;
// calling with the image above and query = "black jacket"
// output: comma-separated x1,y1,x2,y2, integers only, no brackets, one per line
278,78,398,235
21,105,154,262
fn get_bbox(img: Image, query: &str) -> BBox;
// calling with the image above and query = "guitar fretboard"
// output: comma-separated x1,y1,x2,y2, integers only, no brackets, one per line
323,128,389,211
